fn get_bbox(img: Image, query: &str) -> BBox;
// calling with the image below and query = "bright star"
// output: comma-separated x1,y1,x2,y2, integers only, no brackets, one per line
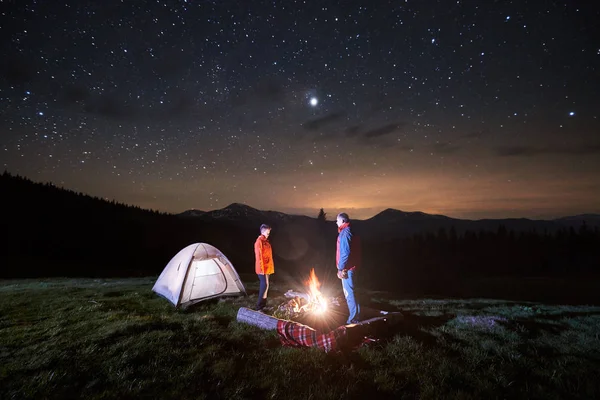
309,97,318,106
569,111,575,116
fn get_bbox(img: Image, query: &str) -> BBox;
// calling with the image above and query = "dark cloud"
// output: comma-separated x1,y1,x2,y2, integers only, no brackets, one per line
495,144,600,157
432,142,460,154
362,122,404,138
313,132,339,142
345,124,362,137
495,146,540,157
306,122,407,145
397,144,415,152
462,128,490,139
302,111,346,131
561,144,600,155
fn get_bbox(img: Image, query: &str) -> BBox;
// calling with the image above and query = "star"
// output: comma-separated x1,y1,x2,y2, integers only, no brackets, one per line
309,97,318,107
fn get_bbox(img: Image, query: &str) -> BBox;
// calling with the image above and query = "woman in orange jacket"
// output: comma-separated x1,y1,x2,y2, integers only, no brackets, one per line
254,224,274,311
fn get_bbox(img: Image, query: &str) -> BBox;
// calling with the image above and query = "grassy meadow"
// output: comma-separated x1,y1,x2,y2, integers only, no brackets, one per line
1,276,599,399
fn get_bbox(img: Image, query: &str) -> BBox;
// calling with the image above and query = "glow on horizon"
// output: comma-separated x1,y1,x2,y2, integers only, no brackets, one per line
13,155,600,221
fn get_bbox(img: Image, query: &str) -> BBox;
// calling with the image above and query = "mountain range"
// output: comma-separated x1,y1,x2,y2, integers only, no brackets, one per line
179,203,600,238
2,169,599,240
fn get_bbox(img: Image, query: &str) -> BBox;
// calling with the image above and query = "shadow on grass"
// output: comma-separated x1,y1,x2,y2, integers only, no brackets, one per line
494,310,600,343
299,307,458,352
390,311,457,347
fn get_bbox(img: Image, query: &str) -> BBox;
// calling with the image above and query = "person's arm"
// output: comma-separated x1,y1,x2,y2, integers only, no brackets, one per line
254,239,264,274
337,229,352,271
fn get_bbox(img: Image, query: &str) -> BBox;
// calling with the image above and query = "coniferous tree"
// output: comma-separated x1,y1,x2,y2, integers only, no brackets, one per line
317,208,327,222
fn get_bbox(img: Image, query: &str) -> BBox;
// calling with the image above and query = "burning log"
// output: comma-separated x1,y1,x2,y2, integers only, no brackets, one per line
281,269,330,314
275,269,345,323
277,293,341,318
284,289,310,302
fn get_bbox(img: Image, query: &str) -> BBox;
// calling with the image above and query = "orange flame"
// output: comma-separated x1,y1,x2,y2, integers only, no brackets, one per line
304,268,328,313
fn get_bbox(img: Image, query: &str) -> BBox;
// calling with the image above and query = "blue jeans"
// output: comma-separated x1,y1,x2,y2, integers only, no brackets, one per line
341,269,360,323
257,274,270,309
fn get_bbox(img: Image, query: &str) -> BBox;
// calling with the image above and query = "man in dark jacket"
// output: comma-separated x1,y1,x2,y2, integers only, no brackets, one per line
336,212,361,324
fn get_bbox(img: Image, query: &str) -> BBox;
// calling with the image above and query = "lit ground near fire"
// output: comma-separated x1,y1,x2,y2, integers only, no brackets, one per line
1,277,599,399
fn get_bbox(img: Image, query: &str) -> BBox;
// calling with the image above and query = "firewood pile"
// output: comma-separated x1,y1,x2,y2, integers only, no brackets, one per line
272,289,342,320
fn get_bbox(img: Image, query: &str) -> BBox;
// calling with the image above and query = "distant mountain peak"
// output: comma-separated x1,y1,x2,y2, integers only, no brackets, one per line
372,208,434,218
381,208,404,214
178,209,206,217
223,202,258,211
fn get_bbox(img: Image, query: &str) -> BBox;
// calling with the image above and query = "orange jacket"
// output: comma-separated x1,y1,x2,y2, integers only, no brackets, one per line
254,235,274,275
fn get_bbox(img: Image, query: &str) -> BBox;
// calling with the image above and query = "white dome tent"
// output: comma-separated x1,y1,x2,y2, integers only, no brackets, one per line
152,243,247,308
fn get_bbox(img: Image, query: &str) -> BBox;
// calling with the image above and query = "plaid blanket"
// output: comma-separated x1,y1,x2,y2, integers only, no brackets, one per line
276,320,347,353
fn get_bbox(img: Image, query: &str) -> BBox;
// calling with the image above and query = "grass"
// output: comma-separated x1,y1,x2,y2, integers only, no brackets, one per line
1,276,599,399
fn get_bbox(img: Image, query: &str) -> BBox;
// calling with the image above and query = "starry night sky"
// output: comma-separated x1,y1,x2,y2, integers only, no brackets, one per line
1,0,599,220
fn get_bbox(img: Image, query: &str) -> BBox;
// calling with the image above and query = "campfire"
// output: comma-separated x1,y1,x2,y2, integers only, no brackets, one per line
237,268,399,347
275,269,340,320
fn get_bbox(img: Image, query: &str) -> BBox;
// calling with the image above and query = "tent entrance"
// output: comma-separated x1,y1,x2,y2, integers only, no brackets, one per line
189,259,227,300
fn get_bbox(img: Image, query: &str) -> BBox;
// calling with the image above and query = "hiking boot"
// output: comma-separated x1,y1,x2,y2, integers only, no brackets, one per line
256,298,267,311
